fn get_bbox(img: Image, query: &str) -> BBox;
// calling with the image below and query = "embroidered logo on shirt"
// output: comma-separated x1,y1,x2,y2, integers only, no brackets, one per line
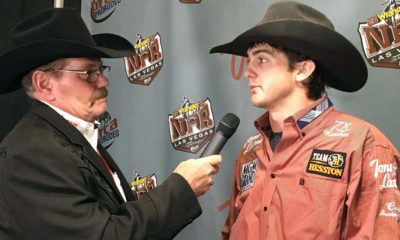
243,134,263,154
379,201,400,218
324,120,351,137
241,159,258,191
370,158,398,190
306,149,346,179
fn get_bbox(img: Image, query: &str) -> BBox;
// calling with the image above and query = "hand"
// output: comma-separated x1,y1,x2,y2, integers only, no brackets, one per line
173,155,222,197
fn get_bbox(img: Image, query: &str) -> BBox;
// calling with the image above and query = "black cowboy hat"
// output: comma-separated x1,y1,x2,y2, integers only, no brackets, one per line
210,1,368,92
0,7,134,94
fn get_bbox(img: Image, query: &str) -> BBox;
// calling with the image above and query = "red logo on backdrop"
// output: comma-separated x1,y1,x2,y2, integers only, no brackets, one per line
90,0,122,23
98,111,120,149
168,97,215,154
215,54,247,81
124,33,164,86
358,0,400,68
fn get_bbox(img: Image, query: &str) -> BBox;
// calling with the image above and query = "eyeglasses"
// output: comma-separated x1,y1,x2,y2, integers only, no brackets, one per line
47,65,111,83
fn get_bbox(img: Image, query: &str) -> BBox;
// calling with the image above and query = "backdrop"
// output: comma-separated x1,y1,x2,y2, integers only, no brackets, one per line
81,0,400,239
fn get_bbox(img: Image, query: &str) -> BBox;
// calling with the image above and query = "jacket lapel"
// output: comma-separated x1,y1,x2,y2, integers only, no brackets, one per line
98,145,136,201
29,100,132,203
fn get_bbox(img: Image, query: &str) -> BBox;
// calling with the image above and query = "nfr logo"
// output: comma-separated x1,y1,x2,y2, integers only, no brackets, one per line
358,0,400,68
168,98,215,154
124,33,163,85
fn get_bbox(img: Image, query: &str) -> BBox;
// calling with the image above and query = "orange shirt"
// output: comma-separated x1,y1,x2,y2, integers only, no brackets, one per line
222,97,400,240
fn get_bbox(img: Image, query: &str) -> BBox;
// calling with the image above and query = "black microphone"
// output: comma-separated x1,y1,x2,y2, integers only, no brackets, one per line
200,113,240,157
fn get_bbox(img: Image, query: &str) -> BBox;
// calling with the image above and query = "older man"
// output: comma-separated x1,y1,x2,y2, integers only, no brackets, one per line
0,7,221,240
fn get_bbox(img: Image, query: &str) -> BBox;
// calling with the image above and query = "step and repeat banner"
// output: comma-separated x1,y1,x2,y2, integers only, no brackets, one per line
81,0,400,239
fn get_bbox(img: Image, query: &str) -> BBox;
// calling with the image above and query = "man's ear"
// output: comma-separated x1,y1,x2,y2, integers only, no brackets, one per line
295,60,316,83
31,70,55,100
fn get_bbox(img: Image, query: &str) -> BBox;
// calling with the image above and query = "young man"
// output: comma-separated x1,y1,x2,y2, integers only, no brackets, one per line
210,2,399,239
0,8,221,240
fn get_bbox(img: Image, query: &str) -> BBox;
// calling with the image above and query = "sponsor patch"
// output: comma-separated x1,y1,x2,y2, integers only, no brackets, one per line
130,171,158,199
243,134,263,154
370,158,398,190
324,120,352,137
379,201,400,218
98,111,120,149
124,33,163,85
241,159,258,191
358,0,400,68
168,97,215,154
90,0,122,23
306,149,346,179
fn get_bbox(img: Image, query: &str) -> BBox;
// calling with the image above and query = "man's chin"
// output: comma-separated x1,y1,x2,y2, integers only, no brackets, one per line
250,97,267,109
92,99,108,114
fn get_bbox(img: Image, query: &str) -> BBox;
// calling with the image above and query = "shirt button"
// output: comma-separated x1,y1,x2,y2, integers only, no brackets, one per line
271,174,276,178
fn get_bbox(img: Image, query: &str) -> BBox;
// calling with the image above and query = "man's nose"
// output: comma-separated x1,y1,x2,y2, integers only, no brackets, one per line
96,74,109,87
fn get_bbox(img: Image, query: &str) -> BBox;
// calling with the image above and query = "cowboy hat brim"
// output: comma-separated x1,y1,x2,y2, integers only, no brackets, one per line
210,20,368,92
0,33,134,94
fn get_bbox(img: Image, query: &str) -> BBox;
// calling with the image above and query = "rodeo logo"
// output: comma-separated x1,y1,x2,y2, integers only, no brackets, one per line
124,33,164,86
90,0,122,23
130,171,158,199
168,97,215,154
98,111,120,149
358,0,400,68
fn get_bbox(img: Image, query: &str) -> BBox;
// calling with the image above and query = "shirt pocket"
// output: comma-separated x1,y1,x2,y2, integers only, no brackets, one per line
284,176,347,236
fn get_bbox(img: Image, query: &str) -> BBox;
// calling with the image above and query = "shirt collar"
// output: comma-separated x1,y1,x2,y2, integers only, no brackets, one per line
40,101,100,150
296,97,332,129
255,96,333,131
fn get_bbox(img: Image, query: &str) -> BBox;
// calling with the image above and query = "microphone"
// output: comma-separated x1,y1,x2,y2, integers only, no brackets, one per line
200,113,240,157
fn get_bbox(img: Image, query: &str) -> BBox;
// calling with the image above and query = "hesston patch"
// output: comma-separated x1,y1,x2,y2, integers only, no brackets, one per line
306,149,346,179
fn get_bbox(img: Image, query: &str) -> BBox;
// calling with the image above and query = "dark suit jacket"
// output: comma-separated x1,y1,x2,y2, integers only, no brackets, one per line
0,100,201,240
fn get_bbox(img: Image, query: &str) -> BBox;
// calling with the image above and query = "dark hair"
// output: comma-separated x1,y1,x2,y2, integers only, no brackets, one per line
272,44,326,100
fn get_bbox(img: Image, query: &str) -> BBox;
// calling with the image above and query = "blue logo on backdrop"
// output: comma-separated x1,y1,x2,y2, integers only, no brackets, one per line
98,111,120,149
90,0,122,23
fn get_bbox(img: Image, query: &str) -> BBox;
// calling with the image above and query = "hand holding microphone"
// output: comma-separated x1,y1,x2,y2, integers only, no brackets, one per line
174,113,240,197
